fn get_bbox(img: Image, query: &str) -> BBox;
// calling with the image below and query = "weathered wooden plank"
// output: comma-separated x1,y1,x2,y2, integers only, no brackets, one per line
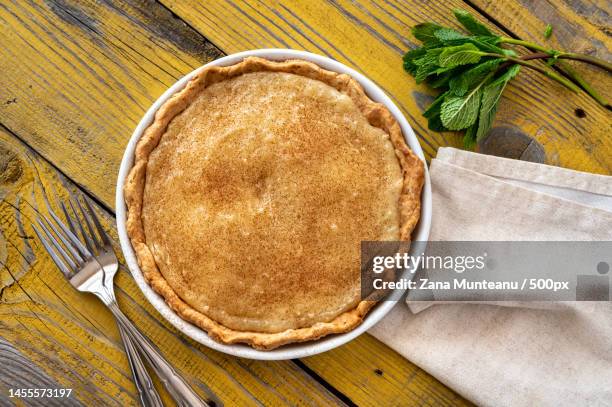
301,333,471,406
0,0,221,208
0,128,344,406
0,335,84,407
470,0,611,102
161,0,611,173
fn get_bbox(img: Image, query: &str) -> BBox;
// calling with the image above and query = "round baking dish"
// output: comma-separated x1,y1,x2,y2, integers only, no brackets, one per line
116,49,432,360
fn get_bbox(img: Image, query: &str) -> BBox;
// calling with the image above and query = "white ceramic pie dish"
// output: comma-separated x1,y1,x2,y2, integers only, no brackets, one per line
116,49,431,360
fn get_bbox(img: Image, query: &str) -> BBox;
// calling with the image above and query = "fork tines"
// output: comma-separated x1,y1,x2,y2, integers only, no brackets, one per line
32,192,109,277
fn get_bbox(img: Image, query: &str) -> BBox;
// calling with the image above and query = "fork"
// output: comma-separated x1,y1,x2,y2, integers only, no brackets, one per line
32,193,209,407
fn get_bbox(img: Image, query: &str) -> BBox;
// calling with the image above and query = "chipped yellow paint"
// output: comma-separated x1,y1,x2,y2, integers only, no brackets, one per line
163,0,611,173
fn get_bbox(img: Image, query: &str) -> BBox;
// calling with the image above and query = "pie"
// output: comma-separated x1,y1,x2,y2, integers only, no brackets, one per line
124,57,424,350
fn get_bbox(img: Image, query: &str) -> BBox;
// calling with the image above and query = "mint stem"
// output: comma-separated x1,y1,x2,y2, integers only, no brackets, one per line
499,38,549,53
558,53,612,72
555,61,611,109
500,52,610,107
484,53,581,92
500,38,612,72
508,58,581,92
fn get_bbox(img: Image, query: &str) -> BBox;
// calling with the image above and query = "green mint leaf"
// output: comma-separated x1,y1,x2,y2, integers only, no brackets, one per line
463,121,478,149
441,86,483,130
434,28,466,42
468,37,506,54
428,70,457,88
544,24,553,39
412,22,444,43
422,92,449,132
433,66,455,75
474,36,502,45
414,48,445,82
428,114,447,132
424,34,510,59
440,36,512,57
488,64,521,88
444,36,499,46
416,65,451,83
414,48,444,66
453,9,494,37
415,65,438,83
475,83,503,141
475,65,521,140
438,43,483,68
403,47,427,74
449,59,503,96
423,91,447,118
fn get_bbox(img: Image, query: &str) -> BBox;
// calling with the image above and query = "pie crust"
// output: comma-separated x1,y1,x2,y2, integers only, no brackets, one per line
124,57,424,350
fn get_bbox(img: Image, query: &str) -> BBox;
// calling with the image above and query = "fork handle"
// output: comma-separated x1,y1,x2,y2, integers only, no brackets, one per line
118,326,164,407
108,303,209,407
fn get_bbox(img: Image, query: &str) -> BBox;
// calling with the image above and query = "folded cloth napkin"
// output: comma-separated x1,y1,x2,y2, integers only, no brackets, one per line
369,148,612,407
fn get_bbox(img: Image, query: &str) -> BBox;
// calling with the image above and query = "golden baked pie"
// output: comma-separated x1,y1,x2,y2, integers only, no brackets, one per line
124,57,424,350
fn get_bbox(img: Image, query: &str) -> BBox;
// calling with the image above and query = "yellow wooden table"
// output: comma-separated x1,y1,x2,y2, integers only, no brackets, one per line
0,1,609,405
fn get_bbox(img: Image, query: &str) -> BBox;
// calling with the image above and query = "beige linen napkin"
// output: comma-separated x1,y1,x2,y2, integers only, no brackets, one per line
369,148,612,407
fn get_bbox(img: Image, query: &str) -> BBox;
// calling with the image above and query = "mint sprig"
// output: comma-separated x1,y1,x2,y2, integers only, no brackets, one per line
404,9,611,148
